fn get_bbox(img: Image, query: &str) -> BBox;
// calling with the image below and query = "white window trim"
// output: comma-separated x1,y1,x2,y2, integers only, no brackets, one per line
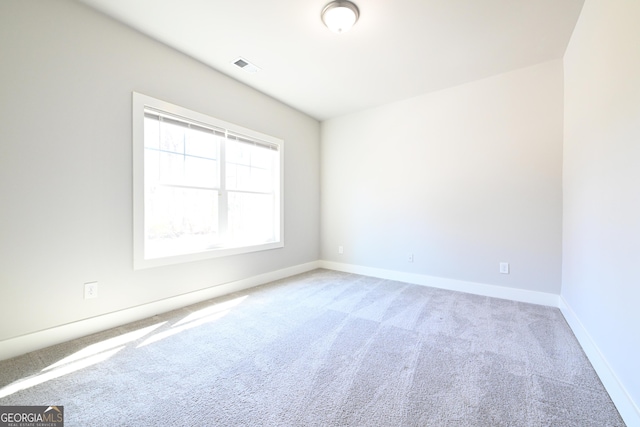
132,92,284,270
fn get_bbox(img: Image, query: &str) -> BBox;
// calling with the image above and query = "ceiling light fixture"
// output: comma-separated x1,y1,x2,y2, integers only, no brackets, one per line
321,1,359,34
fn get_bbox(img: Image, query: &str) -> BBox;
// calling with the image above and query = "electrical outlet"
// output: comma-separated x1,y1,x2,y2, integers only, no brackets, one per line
499,263,509,274
84,282,98,299
338,245,344,254
408,253,414,263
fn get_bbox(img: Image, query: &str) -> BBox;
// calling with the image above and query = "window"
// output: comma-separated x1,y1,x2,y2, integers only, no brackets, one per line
133,92,283,269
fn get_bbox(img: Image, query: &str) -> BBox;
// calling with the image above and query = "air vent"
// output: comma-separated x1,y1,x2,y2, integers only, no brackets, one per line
232,57,260,74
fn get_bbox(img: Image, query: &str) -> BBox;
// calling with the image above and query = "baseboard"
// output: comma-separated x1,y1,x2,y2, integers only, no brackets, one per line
560,297,640,427
319,260,560,307
0,261,320,362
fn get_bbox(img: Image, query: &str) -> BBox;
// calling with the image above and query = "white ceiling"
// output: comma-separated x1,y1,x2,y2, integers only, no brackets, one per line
77,0,584,121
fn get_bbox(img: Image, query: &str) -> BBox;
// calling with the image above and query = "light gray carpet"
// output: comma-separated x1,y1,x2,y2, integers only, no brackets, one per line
0,269,625,426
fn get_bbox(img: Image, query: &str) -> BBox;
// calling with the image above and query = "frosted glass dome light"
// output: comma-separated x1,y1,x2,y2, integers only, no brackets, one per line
322,1,359,33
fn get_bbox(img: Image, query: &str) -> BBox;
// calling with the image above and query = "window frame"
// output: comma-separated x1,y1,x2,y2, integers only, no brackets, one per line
133,92,284,270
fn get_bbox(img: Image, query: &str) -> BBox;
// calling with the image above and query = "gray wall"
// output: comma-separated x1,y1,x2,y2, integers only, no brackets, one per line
321,60,564,294
563,0,640,415
0,0,320,341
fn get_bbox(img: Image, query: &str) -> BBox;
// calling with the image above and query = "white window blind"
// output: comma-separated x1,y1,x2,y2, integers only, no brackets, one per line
133,92,283,269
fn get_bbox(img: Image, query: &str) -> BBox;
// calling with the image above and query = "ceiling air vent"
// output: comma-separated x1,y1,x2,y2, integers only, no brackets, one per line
232,57,260,74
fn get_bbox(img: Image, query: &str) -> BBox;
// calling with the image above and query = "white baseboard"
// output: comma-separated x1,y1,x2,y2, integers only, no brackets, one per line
560,297,640,427
319,260,560,307
0,261,320,362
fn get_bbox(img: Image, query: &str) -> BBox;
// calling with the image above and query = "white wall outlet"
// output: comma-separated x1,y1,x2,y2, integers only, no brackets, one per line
338,245,344,254
408,253,414,263
499,263,510,274
84,282,98,299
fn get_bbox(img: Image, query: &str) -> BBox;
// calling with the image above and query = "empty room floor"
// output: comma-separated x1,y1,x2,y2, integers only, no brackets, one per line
0,269,625,426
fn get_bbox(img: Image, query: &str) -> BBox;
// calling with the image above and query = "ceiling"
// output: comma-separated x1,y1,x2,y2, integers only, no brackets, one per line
76,0,585,121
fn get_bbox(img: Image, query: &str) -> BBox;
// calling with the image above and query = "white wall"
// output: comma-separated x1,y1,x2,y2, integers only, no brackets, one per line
321,60,564,295
0,1,319,343
562,0,640,422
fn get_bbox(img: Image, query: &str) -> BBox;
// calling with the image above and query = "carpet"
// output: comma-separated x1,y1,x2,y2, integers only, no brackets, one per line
0,269,625,426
